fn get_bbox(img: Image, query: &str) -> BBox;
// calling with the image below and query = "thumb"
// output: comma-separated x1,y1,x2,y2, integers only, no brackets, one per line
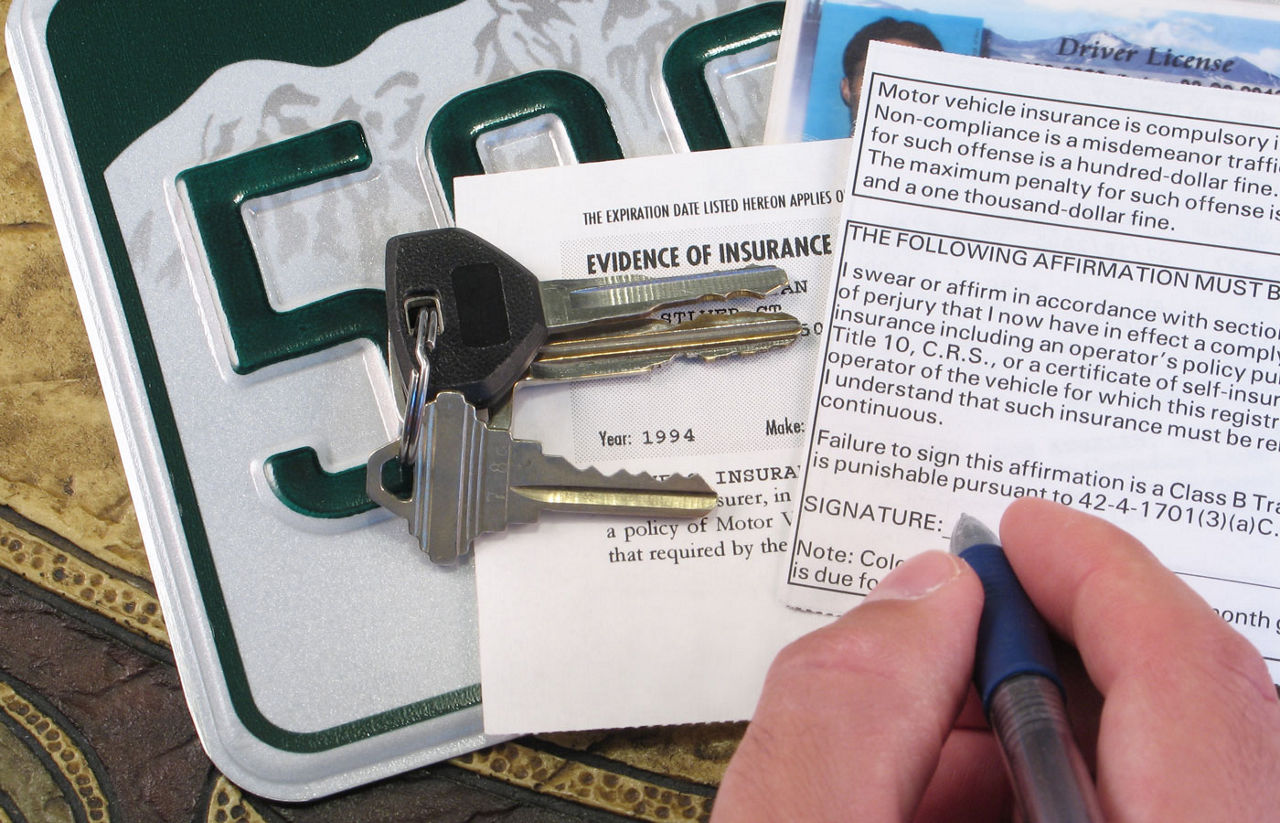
714,551,984,823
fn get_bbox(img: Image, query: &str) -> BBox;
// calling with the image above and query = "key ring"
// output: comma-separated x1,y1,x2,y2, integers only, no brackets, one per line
399,296,443,466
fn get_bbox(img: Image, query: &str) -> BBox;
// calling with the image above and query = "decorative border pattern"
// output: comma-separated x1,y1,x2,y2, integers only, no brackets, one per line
202,776,269,823
0,679,112,822
0,519,167,646
454,742,712,822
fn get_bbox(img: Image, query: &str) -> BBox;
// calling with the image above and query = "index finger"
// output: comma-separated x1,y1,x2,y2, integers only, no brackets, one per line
999,498,1280,821
998,497,1275,703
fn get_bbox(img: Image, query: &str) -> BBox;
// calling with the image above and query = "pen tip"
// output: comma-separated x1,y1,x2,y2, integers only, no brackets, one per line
950,514,999,553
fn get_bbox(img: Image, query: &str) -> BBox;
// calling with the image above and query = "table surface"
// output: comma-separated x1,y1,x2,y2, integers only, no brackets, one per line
0,2,745,818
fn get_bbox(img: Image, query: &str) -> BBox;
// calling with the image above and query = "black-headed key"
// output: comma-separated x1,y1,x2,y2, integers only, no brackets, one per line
386,228,545,409
385,228,790,409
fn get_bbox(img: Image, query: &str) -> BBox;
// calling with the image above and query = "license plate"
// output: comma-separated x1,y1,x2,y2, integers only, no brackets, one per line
5,0,780,799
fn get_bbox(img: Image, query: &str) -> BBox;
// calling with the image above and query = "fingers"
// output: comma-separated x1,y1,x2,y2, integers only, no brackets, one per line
1000,498,1280,822
910,728,1009,823
999,498,1276,704
712,551,984,823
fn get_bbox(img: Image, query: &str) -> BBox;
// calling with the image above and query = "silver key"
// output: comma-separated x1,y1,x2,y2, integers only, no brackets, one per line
482,311,805,431
538,265,789,333
366,392,717,563
386,227,792,409
530,310,804,382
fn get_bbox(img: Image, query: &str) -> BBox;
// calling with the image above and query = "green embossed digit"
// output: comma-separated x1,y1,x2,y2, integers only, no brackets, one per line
178,120,384,374
180,121,383,518
264,448,377,518
663,2,785,152
427,70,624,213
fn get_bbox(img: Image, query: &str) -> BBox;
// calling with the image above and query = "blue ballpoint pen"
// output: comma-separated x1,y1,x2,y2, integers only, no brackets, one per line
950,514,1105,823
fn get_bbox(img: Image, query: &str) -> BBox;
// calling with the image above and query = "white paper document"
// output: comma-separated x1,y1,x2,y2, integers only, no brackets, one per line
454,141,847,733
785,44,1280,682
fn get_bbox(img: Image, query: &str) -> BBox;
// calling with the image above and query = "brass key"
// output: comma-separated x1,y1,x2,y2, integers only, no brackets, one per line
529,311,804,382
484,311,804,431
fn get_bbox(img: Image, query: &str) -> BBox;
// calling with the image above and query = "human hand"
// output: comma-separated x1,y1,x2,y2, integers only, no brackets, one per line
712,497,1280,822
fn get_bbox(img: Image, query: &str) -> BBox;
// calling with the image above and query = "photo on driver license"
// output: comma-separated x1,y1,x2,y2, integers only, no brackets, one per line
778,1,984,141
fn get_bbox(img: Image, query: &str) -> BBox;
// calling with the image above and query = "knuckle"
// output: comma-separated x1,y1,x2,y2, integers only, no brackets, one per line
1159,616,1276,709
1201,629,1275,705
768,620,902,685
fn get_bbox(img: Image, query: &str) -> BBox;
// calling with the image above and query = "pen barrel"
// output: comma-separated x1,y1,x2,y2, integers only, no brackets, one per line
989,675,1105,823
961,543,1060,707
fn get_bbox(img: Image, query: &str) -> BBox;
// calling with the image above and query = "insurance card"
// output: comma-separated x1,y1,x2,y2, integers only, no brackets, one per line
455,140,845,734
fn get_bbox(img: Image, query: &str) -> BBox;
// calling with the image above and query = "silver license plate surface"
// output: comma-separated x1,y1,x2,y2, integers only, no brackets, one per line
5,0,780,799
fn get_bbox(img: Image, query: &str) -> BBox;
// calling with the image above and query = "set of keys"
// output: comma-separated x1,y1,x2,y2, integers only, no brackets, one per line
365,228,805,563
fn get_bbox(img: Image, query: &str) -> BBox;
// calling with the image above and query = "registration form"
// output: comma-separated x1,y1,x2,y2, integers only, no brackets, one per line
784,45,1280,685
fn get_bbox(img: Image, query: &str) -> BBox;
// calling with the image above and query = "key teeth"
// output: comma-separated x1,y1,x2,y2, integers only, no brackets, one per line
508,452,717,520
530,311,803,383
525,452,714,490
690,288,777,301
673,341,790,363
548,266,789,331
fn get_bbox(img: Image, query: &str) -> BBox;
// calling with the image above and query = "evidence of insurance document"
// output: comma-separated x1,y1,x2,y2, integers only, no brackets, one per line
785,43,1280,680
453,141,844,734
